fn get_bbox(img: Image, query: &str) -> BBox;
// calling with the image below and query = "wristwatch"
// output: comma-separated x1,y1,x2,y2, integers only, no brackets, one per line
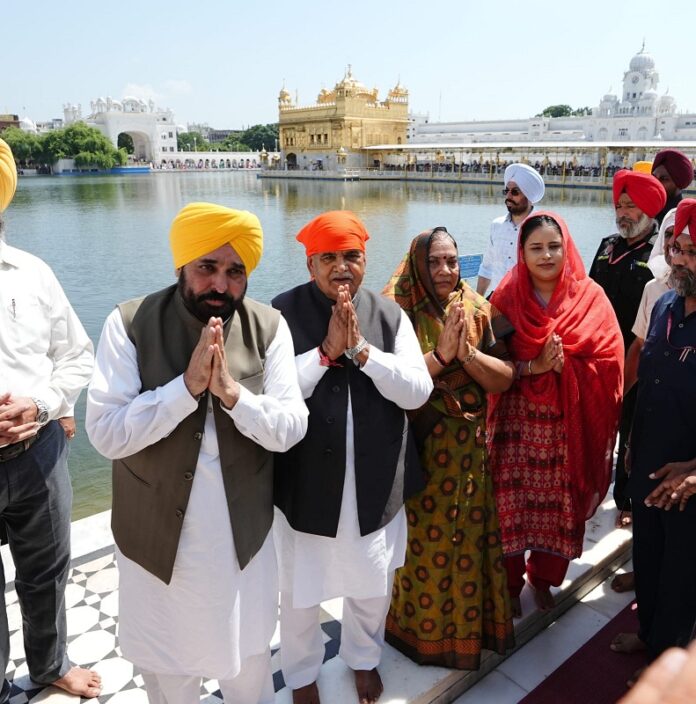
344,337,369,363
32,398,50,426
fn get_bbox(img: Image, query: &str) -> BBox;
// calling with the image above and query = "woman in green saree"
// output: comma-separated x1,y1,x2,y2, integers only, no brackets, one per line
382,227,515,669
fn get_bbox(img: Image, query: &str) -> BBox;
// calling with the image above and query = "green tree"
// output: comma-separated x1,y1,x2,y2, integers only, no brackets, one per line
221,137,251,152
36,122,124,170
572,106,591,116
118,133,134,154
536,104,573,118
240,123,278,151
0,126,41,166
177,131,209,152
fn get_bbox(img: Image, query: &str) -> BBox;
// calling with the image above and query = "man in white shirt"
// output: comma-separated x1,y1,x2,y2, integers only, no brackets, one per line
476,163,545,297
272,211,433,704
87,202,308,704
0,138,99,700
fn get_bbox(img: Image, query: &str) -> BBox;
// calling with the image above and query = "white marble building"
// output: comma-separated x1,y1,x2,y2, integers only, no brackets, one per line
413,45,696,145
63,97,178,162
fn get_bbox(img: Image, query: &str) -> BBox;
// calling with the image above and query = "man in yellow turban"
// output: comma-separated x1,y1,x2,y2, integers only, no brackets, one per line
87,202,308,703
272,211,433,704
0,138,100,698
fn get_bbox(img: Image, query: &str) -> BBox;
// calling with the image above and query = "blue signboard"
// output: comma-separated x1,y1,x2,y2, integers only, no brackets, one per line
458,254,483,279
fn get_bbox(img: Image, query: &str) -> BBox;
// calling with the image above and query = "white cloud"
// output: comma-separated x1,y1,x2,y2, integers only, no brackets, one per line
164,79,192,95
120,79,192,106
122,82,161,102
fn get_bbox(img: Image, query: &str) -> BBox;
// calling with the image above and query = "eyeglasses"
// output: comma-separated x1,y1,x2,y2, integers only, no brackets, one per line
669,244,696,261
502,187,522,197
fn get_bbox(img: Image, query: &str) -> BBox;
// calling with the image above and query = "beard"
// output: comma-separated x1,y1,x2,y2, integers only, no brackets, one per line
669,265,696,298
177,271,246,322
616,212,652,240
506,198,529,216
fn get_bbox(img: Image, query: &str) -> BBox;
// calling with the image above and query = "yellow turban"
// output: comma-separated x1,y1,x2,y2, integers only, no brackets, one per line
169,202,263,273
632,160,653,174
0,138,17,213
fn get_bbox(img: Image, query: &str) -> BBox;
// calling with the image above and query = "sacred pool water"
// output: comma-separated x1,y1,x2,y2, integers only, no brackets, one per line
4,171,618,518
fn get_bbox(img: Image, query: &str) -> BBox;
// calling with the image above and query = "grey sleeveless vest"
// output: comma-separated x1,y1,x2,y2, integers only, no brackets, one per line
111,285,279,583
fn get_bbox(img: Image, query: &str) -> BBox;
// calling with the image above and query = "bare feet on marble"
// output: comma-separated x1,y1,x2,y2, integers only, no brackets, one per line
531,584,555,612
510,595,522,618
611,571,636,593
354,668,383,704
293,681,320,704
52,666,102,698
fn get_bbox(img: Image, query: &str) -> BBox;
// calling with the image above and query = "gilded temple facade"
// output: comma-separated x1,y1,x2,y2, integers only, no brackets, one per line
278,67,408,170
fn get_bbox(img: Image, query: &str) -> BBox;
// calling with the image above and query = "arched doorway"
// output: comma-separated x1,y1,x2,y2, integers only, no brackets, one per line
286,152,298,170
117,131,152,161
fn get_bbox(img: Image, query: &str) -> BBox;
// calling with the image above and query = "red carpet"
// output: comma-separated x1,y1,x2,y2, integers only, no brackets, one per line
519,602,647,704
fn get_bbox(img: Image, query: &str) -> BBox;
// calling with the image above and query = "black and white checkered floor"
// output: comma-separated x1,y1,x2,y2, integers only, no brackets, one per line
3,498,632,703
4,546,341,703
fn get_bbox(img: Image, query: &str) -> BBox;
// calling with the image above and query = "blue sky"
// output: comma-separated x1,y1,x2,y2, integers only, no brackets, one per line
3,0,695,129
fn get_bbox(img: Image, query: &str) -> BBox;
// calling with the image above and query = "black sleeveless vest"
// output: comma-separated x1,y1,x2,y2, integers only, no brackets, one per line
272,282,423,537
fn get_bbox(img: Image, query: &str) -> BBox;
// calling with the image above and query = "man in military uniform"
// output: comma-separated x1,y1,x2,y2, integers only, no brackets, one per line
590,170,666,523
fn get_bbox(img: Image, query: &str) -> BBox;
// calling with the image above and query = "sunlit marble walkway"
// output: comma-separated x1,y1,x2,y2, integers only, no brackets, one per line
2,495,631,704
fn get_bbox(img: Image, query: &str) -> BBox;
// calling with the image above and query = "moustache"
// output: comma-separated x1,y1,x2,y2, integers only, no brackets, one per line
198,292,234,302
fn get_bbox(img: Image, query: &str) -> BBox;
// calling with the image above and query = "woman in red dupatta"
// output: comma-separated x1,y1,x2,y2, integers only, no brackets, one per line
488,212,623,616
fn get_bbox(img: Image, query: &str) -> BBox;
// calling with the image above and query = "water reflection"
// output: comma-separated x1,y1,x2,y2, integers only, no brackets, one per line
3,172,619,518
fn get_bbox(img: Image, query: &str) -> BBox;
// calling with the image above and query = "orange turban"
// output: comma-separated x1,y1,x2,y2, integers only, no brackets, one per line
632,161,653,174
169,202,263,273
296,210,370,256
0,138,17,213
674,199,696,246
613,170,667,218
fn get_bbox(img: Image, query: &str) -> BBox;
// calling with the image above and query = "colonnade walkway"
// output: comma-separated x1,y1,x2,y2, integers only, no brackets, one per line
1,492,632,703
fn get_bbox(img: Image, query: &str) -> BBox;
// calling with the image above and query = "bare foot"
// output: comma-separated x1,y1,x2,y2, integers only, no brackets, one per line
531,585,555,612
627,666,646,688
293,682,320,704
52,667,102,698
611,571,635,593
610,632,647,654
510,596,522,618
615,510,632,528
354,668,383,704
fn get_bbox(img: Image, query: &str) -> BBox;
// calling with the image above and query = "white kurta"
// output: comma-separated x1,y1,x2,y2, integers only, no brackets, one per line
86,310,308,679
274,309,433,609
632,277,670,340
0,241,93,426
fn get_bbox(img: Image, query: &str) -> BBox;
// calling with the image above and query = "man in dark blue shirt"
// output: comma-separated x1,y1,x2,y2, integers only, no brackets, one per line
613,199,696,669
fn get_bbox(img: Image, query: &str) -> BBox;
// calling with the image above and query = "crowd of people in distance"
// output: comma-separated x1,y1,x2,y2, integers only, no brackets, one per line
378,158,650,179
2,133,696,704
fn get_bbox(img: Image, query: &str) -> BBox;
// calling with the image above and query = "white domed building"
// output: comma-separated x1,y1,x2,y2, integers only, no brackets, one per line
411,45,696,145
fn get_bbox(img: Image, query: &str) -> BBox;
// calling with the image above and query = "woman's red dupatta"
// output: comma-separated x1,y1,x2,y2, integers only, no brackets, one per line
489,211,624,522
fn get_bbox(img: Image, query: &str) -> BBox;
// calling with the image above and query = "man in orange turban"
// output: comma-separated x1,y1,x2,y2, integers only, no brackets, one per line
652,149,695,226
0,139,100,698
86,202,308,703
590,170,667,539
272,211,432,704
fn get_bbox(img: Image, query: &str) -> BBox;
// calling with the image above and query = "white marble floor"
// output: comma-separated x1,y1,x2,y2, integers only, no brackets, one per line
1,497,633,704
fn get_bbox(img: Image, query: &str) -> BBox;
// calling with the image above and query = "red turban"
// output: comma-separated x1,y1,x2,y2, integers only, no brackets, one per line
296,210,370,256
613,170,667,218
653,149,694,190
674,199,696,245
